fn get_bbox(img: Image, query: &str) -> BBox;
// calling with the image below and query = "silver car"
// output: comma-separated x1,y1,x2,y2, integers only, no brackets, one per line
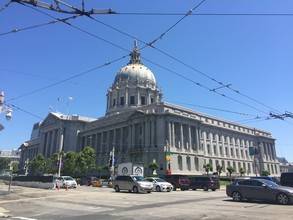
226,178,293,205
54,176,77,188
113,175,153,193
145,177,173,192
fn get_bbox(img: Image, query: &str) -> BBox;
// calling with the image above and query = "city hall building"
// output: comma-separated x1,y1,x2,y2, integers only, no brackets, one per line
19,42,280,177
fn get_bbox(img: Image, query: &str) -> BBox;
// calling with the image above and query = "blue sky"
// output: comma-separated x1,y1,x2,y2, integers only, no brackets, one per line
1,0,293,162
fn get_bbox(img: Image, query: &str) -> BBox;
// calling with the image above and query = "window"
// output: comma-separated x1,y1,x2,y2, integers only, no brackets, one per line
151,97,154,103
130,96,135,105
141,96,146,105
187,157,191,171
195,157,199,171
113,98,116,107
120,97,124,106
178,155,183,171
238,180,251,186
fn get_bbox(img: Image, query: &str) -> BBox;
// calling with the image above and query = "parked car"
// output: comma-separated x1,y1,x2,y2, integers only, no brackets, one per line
113,175,153,193
164,174,189,191
145,177,173,192
54,176,77,188
250,176,280,185
280,172,293,187
226,178,293,205
79,176,99,186
189,176,220,191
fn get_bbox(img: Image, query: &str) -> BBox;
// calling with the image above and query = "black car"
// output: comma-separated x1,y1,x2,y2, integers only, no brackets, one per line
250,176,280,185
226,178,293,205
280,172,293,187
189,176,220,191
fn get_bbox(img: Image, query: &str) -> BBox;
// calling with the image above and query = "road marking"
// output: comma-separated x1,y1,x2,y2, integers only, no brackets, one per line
12,217,37,220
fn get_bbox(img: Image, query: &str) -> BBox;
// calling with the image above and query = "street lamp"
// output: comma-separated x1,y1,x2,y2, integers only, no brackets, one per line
0,91,13,122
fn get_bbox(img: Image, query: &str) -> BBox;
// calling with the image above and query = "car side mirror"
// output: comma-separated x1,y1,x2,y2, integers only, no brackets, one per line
262,184,267,188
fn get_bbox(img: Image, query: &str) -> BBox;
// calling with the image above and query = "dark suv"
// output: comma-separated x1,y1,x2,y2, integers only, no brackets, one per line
164,174,190,191
189,176,220,191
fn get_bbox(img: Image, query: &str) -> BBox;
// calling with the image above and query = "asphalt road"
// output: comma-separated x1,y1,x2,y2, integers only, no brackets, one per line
0,185,292,220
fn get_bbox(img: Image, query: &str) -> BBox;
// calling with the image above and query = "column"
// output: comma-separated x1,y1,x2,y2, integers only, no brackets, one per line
180,123,184,149
172,122,175,148
188,125,192,150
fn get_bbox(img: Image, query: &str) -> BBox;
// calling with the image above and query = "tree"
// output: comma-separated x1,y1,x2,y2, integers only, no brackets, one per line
148,162,159,175
28,154,46,176
75,147,97,174
239,167,245,177
261,170,270,176
203,163,213,175
0,158,11,172
62,151,77,175
227,166,235,182
216,165,223,177
12,162,19,174
45,153,59,175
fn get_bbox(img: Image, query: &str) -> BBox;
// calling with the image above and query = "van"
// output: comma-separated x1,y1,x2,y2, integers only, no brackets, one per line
280,172,293,187
164,174,190,191
189,176,220,191
113,175,153,193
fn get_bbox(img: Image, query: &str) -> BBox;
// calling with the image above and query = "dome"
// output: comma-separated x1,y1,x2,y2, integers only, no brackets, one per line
114,63,156,84
113,39,156,85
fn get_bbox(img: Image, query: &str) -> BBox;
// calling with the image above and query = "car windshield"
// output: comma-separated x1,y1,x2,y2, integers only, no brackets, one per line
133,176,145,181
155,178,165,182
64,177,74,181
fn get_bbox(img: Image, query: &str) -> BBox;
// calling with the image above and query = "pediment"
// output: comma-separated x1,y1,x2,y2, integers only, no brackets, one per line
41,113,60,127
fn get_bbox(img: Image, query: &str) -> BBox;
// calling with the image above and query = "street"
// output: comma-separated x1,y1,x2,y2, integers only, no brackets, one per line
0,185,292,220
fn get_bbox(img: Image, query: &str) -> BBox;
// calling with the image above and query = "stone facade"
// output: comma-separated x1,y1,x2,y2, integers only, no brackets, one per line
19,41,280,177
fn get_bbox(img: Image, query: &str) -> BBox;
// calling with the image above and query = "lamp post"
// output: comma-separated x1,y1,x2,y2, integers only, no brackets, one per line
0,91,13,130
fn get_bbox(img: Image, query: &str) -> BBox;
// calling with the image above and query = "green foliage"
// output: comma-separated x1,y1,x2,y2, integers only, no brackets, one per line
216,165,223,177
148,162,159,172
62,151,77,175
203,163,213,175
227,166,235,182
239,168,246,177
28,154,46,176
45,153,59,175
0,158,11,172
81,146,97,173
75,152,87,174
261,170,270,176
12,162,19,174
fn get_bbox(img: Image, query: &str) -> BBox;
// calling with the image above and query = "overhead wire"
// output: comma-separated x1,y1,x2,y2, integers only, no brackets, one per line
0,0,11,13
6,0,287,122
5,55,128,102
86,3,284,115
0,15,79,36
0,67,104,89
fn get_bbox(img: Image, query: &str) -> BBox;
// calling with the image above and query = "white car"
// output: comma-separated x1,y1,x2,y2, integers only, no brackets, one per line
145,177,173,192
54,176,77,188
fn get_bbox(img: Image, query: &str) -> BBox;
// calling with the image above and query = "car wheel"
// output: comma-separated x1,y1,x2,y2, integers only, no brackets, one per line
172,184,176,191
147,191,151,193
133,186,139,193
232,191,242,202
203,185,208,191
277,193,289,205
212,189,216,191
181,188,185,191
114,185,120,192
156,185,161,192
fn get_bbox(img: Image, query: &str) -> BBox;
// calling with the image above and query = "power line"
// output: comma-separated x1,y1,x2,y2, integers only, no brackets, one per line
11,0,116,15
7,0,288,120
5,55,128,102
114,12,293,17
0,1,11,13
166,100,258,117
0,67,103,89
0,15,79,36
